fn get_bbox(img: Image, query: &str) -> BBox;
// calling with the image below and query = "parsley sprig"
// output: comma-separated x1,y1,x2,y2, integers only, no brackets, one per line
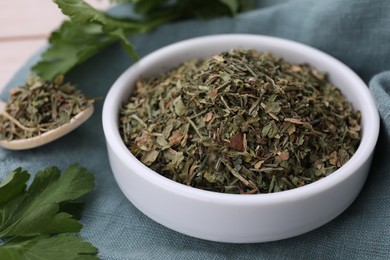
32,0,254,80
0,164,97,259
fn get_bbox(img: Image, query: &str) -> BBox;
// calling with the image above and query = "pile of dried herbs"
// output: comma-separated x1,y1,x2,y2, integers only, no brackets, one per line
0,75,93,141
119,49,361,194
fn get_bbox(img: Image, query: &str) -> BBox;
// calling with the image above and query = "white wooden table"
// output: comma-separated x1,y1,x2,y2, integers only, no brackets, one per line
0,0,109,93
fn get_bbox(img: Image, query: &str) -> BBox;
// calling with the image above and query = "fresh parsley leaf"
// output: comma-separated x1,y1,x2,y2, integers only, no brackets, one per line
0,168,29,204
59,200,86,220
0,164,94,238
32,0,175,80
0,164,97,259
0,234,98,260
32,0,254,81
53,0,145,60
32,21,117,81
129,0,168,16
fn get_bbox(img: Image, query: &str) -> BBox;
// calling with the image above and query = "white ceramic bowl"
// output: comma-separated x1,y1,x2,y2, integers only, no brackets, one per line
102,34,379,243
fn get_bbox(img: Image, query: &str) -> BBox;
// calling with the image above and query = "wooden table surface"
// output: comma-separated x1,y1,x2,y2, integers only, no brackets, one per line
0,0,110,94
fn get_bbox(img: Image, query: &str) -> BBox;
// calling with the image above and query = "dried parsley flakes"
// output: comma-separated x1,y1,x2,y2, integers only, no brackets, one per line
120,49,361,194
0,75,93,141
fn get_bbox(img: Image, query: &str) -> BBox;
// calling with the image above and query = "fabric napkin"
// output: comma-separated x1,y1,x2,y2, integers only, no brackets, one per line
1,0,390,259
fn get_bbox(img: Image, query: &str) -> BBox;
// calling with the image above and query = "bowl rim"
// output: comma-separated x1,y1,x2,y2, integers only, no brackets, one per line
102,34,380,205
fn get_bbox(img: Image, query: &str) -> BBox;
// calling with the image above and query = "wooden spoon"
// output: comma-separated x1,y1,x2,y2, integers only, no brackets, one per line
0,100,94,150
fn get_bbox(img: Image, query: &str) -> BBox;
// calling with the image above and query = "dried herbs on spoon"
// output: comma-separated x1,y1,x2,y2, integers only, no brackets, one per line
119,49,361,194
0,75,94,141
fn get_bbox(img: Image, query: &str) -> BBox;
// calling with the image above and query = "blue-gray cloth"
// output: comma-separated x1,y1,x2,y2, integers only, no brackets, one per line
1,0,390,259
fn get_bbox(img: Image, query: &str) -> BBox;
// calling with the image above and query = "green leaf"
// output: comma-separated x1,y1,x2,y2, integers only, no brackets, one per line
128,0,169,16
108,28,139,60
59,201,86,220
53,0,173,59
0,204,83,237
0,164,95,237
33,0,176,80
0,164,97,258
32,0,255,80
29,164,95,203
0,234,98,260
218,0,239,15
0,168,29,204
54,0,150,31
32,21,116,80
